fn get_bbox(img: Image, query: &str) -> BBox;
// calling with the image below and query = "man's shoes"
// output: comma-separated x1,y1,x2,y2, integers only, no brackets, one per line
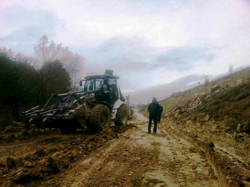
147,132,151,134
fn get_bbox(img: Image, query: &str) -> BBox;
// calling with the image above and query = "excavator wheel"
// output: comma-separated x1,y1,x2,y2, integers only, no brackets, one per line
89,104,111,132
115,105,128,126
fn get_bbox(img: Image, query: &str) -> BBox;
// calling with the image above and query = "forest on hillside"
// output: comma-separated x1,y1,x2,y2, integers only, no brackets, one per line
0,35,84,129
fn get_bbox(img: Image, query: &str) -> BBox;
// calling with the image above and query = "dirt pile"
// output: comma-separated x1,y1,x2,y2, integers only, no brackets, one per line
0,124,135,186
80,140,159,187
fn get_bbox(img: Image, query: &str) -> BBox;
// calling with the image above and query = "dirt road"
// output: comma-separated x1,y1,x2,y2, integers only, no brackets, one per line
41,111,218,187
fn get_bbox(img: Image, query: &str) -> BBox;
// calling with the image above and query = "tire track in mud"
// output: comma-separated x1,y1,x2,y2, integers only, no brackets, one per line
65,138,123,187
44,128,159,187
162,131,216,187
132,121,218,187
42,112,219,187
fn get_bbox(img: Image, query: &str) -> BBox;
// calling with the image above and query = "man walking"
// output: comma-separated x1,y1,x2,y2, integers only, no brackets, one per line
148,97,160,134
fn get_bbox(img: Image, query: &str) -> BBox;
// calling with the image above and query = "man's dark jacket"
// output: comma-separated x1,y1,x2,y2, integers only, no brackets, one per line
159,105,163,114
148,102,161,117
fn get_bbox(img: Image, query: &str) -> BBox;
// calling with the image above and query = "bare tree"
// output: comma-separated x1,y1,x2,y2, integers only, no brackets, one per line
0,48,37,68
34,35,84,86
0,47,14,59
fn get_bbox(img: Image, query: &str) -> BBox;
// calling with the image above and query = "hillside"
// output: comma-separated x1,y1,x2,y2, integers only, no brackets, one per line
141,67,250,186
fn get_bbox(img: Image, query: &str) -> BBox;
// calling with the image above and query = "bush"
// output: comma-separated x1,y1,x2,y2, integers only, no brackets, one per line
0,111,13,130
0,53,71,122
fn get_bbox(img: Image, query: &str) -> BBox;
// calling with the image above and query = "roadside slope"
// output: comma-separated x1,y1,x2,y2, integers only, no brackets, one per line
145,68,250,187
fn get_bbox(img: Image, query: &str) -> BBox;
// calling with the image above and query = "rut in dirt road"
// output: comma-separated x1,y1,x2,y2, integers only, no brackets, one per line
46,112,218,187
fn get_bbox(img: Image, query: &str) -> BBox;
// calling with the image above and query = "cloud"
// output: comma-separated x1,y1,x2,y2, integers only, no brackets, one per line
0,0,249,100
156,47,215,71
2,0,250,49
0,6,63,54
77,36,217,90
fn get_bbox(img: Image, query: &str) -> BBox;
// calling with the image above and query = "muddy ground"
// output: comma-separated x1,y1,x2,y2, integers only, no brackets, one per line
0,111,219,187
139,68,250,187
1,69,249,187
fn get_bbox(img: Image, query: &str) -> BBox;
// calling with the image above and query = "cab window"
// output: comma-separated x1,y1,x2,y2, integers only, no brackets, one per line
84,80,94,92
108,79,118,99
84,79,104,92
95,79,104,90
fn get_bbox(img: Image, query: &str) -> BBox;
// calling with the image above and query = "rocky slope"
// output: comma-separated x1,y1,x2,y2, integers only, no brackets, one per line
142,68,250,187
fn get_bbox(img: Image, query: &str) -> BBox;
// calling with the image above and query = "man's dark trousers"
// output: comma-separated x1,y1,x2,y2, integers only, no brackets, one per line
148,115,158,133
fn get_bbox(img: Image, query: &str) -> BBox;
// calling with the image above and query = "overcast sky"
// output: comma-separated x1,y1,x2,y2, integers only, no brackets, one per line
1,0,250,103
